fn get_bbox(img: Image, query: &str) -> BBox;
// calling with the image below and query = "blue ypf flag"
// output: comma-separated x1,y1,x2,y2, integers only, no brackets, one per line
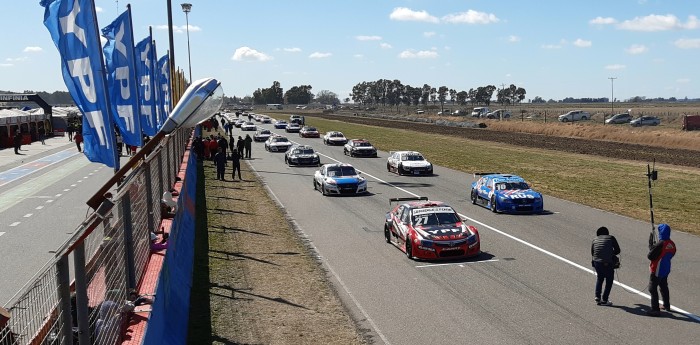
135,34,158,136
41,0,117,167
157,54,171,125
102,7,143,147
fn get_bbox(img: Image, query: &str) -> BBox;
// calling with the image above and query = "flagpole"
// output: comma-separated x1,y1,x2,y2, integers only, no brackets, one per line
167,0,177,106
92,0,120,172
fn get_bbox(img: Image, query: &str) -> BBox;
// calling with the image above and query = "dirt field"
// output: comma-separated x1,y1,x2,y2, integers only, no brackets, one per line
187,156,367,344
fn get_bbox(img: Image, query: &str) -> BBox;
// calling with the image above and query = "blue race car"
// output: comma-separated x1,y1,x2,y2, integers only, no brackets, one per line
470,174,543,214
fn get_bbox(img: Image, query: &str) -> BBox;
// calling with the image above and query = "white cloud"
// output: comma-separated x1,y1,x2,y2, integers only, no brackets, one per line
231,47,273,62
626,44,648,54
676,78,690,83
605,64,626,70
6,57,27,62
573,38,592,47
0,63,13,67
389,7,439,23
309,52,332,59
155,24,202,34
589,16,616,25
674,38,700,49
353,54,364,59
398,50,439,59
95,6,103,13
356,35,382,41
442,10,499,24
380,42,392,49
618,14,699,31
508,35,520,43
23,46,42,53
283,47,301,52
423,31,436,38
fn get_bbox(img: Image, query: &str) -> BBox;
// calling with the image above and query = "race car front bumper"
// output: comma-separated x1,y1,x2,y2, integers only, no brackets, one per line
323,181,367,195
413,236,480,259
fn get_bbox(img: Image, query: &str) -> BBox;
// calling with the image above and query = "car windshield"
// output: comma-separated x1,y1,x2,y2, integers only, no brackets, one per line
330,133,343,137
401,153,424,161
326,166,357,177
260,130,270,134
411,210,460,226
274,137,288,142
294,148,314,155
495,181,530,190
356,142,371,147
277,121,287,124
305,127,317,131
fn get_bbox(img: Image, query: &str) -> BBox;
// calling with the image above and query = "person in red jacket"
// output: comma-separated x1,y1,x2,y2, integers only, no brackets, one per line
646,223,676,316
74,132,84,152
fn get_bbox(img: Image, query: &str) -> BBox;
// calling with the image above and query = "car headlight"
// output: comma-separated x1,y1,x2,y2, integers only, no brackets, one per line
326,178,337,185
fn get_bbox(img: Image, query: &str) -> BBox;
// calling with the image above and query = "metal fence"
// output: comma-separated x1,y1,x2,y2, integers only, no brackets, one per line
1,128,191,345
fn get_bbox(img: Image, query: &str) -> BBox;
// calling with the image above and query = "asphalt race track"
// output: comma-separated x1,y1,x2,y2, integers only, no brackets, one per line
241,121,700,345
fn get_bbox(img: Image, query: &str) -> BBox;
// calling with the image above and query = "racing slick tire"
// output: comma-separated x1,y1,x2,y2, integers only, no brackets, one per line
313,180,318,191
321,184,328,196
561,118,569,123
386,163,391,172
490,195,498,213
397,163,404,176
384,224,391,243
471,189,478,205
405,236,414,260
343,149,348,156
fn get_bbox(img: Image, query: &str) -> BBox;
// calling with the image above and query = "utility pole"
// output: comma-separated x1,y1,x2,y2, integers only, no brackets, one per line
608,77,617,125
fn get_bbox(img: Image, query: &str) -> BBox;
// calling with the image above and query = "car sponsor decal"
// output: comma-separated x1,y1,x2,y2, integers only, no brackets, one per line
412,207,453,215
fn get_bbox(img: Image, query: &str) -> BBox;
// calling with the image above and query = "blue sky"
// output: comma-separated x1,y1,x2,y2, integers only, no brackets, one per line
0,0,698,102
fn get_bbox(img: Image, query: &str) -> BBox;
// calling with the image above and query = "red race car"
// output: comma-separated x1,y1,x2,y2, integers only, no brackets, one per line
384,197,480,260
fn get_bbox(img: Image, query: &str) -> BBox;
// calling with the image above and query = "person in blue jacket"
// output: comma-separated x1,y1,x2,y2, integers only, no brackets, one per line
646,223,676,316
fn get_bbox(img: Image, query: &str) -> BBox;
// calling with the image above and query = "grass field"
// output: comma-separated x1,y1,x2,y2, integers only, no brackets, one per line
266,115,700,236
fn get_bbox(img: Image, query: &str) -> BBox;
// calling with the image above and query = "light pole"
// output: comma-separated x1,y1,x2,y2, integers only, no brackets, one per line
608,77,617,124
181,3,193,84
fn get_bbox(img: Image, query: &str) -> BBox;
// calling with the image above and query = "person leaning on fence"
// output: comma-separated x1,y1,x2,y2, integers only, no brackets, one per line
591,226,621,306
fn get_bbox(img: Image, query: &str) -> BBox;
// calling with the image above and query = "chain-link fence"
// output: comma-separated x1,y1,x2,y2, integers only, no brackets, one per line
0,128,191,345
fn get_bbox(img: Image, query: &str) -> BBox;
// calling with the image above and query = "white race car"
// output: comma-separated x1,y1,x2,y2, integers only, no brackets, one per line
264,135,292,152
386,151,433,176
322,131,347,145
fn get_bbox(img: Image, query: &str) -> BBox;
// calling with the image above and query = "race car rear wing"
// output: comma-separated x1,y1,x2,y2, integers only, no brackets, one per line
389,196,428,204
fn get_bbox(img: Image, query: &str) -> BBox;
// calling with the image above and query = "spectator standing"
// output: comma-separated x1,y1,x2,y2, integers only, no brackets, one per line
218,135,228,157
116,133,123,156
230,148,242,180
244,134,252,159
208,137,219,161
193,136,204,160
236,135,245,157
66,123,74,141
647,223,677,316
13,130,22,154
213,147,227,180
38,126,46,145
74,132,83,152
228,134,235,154
591,226,621,306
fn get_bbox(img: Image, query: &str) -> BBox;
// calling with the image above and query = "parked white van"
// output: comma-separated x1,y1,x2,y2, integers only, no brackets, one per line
471,107,490,117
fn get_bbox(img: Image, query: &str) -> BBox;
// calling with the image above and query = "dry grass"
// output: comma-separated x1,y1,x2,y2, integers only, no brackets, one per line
188,153,366,345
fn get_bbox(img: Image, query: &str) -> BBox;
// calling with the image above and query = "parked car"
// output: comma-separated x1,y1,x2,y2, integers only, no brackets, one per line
264,135,292,152
484,109,511,119
415,109,425,114
605,113,632,124
386,151,433,176
384,197,480,260
558,110,590,122
630,116,661,127
299,126,320,138
285,122,301,133
471,107,490,117
253,129,272,142
437,110,452,115
313,163,367,196
343,139,378,157
273,120,288,129
240,121,257,131
285,144,321,166
322,131,348,145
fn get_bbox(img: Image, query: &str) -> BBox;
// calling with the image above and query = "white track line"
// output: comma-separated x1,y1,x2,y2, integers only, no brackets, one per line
308,147,700,322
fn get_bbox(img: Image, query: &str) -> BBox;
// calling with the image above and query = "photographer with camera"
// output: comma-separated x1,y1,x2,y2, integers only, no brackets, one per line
591,226,621,306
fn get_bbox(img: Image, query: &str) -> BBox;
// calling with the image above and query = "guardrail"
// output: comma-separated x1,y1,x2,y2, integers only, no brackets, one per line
0,127,190,345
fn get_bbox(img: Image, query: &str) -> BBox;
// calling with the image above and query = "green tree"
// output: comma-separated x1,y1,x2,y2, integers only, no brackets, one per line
285,85,313,104
437,86,449,113
315,90,340,105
